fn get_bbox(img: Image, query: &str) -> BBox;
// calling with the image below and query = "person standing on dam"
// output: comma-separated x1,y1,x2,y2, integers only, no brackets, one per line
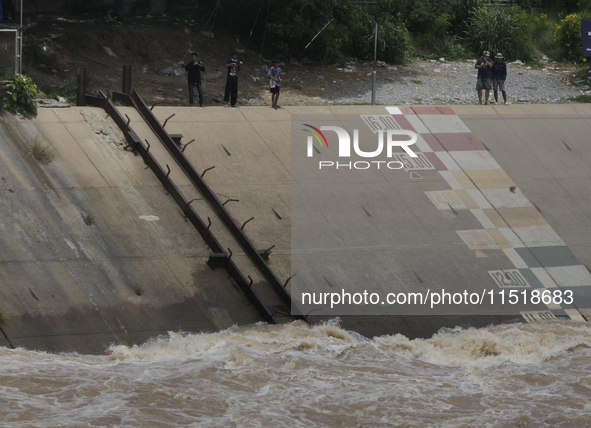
475,51,493,105
185,52,205,107
224,52,241,107
492,53,508,104
268,59,285,109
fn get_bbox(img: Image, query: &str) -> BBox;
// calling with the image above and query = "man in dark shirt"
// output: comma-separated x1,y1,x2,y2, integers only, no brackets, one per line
224,52,241,107
185,52,205,106
475,51,493,105
492,53,508,104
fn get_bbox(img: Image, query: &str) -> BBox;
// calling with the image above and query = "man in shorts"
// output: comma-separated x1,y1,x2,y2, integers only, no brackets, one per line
268,60,285,109
475,51,493,105
492,53,507,104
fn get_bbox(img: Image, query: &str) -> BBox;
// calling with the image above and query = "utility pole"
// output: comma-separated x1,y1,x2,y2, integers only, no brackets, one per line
371,23,377,105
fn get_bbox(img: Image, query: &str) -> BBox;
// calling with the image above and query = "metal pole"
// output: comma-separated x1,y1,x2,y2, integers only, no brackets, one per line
77,67,86,106
122,65,132,94
14,31,18,76
19,30,22,74
372,23,377,106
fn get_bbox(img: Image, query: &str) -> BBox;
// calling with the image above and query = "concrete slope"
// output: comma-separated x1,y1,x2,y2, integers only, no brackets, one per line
456,104,591,322
2,102,589,353
145,104,590,338
0,108,260,354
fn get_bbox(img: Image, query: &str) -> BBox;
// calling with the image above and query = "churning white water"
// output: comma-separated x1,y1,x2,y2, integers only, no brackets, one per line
1,319,591,427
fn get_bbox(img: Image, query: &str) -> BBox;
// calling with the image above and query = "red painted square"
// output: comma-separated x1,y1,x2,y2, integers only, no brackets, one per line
412,106,441,115
400,107,415,114
433,133,486,151
423,152,448,171
420,133,445,152
392,115,416,132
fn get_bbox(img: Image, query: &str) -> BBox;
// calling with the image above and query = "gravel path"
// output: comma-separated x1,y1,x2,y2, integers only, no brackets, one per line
332,59,590,105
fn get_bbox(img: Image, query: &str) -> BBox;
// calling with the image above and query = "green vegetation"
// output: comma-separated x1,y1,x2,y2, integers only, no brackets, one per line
2,75,38,116
465,6,533,62
83,213,95,226
569,94,591,102
411,80,422,85
0,307,7,326
29,134,56,163
54,1,591,65
47,78,78,104
555,13,584,60
163,0,582,63
60,79,77,104
132,283,143,296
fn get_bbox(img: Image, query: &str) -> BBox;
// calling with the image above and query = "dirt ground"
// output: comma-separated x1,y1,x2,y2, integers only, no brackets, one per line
20,15,414,107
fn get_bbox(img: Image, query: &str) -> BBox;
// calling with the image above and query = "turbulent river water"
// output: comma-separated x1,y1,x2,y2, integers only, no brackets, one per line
1,319,590,427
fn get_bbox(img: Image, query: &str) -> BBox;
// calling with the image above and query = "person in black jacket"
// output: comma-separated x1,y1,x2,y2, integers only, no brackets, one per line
185,52,205,106
492,53,508,104
224,52,241,107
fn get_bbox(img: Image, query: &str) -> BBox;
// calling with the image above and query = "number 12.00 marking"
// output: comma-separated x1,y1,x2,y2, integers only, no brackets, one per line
488,269,531,288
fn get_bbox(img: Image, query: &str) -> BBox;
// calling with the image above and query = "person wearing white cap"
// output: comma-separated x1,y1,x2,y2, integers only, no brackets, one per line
475,51,493,105
492,53,508,104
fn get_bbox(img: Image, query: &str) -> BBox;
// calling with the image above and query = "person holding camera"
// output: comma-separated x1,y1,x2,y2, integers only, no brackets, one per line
224,52,241,107
475,51,494,105
492,53,508,104
268,60,285,109
185,52,205,107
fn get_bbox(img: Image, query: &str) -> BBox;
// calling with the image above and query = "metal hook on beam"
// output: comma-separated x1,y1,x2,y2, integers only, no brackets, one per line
150,101,163,111
144,139,151,152
247,276,253,288
261,244,276,259
162,113,176,128
284,273,297,288
271,310,290,318
222,198,239,206
124,114,131,132
165,164,171,178
187,198,202,206
227,248,233,260
241,217,254,231
201,166,215,177
181,139,195,153
206,217,211,231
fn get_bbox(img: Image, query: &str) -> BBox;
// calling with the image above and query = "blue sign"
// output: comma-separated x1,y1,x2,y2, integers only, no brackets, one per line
584,19,591,57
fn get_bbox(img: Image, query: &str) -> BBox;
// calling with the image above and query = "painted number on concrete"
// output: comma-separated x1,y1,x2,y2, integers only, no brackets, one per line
521,311,556,323
361,115,402,133
425,190,466,210
457,230,500,250
393,153,435,171
488,269,531,288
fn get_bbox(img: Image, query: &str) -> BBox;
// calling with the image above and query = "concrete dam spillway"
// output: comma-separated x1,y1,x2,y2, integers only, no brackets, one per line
1,102,590,353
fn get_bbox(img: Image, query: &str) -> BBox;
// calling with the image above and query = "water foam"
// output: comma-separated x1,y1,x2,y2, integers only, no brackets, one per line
2,319,591,427
104,319,591,367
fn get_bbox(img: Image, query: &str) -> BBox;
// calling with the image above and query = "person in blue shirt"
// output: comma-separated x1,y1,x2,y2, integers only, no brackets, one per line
268,60,285,109
492,53,508,104
475,51,494,105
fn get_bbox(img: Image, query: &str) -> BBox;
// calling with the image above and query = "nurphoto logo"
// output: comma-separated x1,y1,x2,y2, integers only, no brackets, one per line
302,123,418,170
